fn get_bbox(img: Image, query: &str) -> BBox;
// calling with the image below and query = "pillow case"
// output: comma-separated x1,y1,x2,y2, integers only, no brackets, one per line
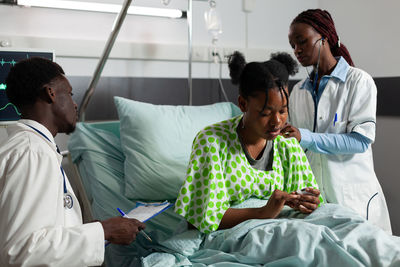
114,96,242,200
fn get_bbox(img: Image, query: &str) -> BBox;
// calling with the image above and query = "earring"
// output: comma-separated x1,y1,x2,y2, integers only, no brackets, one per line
242,112,246,129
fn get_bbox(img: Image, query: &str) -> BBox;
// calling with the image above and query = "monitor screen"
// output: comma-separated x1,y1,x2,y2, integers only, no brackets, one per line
0,49,55,122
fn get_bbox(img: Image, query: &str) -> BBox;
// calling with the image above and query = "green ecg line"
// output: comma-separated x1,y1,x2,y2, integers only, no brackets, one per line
0,59,17,66
0,83,6,90
0,103,21,115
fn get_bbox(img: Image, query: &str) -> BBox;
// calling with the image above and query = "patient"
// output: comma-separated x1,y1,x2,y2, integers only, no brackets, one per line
175,51,322,234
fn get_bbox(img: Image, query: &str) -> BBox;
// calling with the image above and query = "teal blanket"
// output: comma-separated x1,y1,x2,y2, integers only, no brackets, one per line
142,204,400,267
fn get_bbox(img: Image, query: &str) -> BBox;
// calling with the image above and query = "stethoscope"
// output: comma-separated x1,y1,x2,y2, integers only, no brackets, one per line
24,124,73,209
305,37,324,89
305,37,324,133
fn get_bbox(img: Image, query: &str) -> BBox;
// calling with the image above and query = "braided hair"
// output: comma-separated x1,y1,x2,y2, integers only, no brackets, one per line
291,9,354,67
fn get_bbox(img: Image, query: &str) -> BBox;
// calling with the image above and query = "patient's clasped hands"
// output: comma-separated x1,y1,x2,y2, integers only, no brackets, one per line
288,187,320,213
260,188,320,219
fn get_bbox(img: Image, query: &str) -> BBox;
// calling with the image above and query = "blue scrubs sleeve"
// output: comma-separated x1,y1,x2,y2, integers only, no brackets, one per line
299,128,371,154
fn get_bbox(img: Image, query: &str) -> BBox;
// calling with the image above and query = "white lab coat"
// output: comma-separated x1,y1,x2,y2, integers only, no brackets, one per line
0,120,105,266
289,67,392,233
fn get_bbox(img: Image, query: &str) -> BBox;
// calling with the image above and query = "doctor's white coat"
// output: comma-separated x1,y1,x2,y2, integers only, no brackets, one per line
289,67,392,233
0,120,104,266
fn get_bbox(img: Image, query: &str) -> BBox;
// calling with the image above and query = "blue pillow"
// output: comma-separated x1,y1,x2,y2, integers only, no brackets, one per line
114,97,242,200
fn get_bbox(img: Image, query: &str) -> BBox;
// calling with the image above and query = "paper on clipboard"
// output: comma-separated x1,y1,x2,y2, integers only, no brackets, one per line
126,201,172,222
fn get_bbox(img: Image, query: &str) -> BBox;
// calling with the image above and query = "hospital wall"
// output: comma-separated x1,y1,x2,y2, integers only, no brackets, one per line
1,0,400,235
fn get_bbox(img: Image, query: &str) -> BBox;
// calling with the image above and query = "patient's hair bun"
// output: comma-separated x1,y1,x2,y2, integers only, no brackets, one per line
270,52,298,76
228,51,246,85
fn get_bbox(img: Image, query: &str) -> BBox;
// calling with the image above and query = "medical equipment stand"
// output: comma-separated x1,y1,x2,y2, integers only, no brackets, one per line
78,0,198,121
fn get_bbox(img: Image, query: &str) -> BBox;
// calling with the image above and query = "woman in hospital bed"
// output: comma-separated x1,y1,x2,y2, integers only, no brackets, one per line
102,51,400,266
156,51,400,267
174,51,322,233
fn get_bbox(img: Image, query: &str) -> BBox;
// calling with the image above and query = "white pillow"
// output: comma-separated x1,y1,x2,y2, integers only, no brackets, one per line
114,96,242,200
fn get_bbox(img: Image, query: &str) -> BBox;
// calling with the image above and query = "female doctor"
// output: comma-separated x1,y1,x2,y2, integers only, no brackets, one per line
284,8,392,233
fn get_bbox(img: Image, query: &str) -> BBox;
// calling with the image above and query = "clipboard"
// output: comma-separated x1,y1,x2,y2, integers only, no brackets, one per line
105,201,172,246
126,200,173,222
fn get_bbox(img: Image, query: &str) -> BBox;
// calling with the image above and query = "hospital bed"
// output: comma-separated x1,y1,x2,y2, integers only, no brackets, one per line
66,1,400,266
67,98,400,266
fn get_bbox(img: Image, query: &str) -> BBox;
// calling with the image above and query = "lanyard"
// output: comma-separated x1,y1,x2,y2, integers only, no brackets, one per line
24,124,67,195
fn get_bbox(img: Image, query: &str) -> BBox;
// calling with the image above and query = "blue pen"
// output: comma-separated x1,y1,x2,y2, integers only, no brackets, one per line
117,208,127,217
117,208,152,242
333,113,338,126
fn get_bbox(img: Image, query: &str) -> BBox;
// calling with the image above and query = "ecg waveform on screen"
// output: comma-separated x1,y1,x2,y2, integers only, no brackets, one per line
0,103,21,115
1,51,53,120
0,59,17,67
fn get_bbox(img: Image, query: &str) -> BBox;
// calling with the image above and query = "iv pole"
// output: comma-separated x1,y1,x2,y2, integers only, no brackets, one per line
78,0,193,120
78,0,133,121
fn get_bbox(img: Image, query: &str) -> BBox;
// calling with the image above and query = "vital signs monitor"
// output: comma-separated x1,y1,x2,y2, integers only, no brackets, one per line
0,48,54,123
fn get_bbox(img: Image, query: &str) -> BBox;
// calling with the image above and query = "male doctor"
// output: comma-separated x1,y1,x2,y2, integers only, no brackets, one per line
0,57,145,266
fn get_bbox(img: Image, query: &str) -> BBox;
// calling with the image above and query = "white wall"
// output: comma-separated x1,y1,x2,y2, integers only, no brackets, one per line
0,0,316,79
319,0,400,78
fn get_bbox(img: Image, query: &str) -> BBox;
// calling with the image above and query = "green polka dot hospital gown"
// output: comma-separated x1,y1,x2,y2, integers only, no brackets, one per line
175,115,323,233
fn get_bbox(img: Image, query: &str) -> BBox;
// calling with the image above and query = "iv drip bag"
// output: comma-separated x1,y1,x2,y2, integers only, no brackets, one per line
204,0,222,43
